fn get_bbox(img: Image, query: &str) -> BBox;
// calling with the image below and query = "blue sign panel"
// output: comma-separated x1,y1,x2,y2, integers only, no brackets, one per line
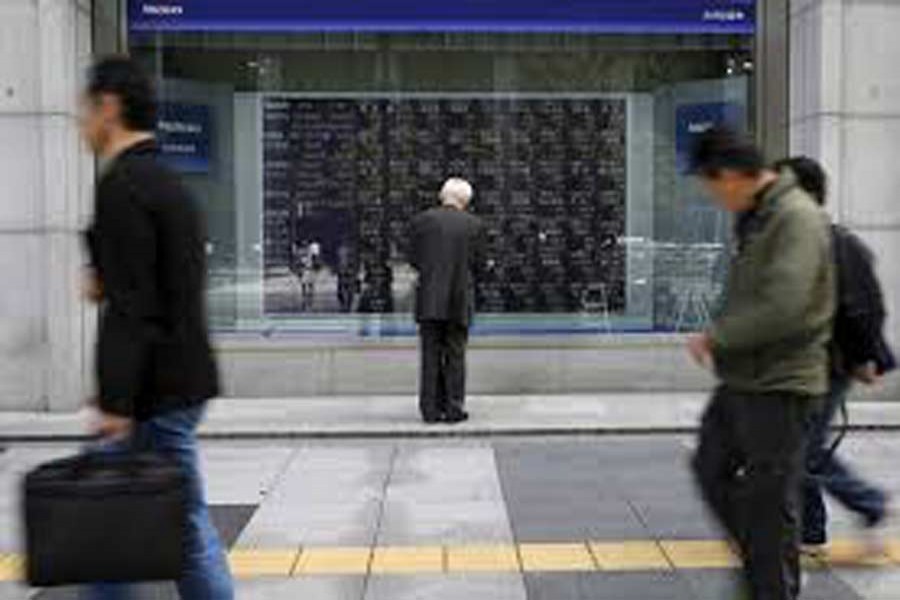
675,102,745,173
129,0,755,34
156,103,212,174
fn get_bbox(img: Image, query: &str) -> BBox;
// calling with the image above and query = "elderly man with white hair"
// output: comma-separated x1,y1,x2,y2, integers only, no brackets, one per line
409,178,486,424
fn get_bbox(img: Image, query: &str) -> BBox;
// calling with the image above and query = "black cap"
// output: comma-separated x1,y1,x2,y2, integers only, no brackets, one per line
689,126,764,177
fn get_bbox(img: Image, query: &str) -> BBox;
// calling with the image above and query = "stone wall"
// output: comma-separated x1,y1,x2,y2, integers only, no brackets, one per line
0,0,93,410
791,0,900,398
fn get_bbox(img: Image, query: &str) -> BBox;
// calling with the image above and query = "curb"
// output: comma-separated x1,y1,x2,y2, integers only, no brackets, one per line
1,423,899,443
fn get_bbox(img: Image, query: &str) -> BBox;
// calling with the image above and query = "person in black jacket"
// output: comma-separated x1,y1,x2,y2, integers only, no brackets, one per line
776,157,895,553
409,178,486,424
81,57,233,599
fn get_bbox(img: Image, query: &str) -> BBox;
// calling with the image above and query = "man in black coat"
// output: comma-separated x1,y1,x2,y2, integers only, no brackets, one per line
409,178,486,424
81,57,233,598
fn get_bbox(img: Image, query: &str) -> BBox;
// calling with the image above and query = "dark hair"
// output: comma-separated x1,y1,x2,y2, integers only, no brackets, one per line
773,156,828,206
689,126,765,178
87,56,157,131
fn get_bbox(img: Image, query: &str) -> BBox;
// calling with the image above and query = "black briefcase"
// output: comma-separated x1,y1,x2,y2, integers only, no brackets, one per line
23,452,188,587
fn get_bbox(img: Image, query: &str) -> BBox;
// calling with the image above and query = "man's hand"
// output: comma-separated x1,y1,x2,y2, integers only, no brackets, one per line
853,362,881,386
92,410,133,441
82,268,104,303
687,333,714,370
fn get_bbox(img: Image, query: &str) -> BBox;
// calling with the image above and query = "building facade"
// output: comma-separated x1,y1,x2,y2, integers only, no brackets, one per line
0,0,896,410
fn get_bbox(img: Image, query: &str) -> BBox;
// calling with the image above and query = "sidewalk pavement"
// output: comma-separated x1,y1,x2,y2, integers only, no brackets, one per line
3,435,900,599
0,394,899,441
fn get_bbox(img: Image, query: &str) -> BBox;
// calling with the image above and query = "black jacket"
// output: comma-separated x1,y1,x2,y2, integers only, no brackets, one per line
409,206,486,327
832,224,896,376
85,140,219,419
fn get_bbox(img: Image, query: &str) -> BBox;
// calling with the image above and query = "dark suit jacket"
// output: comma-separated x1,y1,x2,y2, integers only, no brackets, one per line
85,140,219,419
409,205,486,327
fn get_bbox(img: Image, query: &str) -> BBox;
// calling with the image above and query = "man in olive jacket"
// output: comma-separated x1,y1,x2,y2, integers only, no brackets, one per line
686,129,835,600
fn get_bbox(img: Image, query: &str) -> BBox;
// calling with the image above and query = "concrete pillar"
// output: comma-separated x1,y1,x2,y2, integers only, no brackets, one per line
791,0,900,398
0,0,93,411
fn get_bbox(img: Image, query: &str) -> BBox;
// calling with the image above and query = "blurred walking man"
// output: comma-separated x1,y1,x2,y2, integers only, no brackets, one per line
81,57,234,599
686,129,835,600
410,178,485,424
776,157,895,553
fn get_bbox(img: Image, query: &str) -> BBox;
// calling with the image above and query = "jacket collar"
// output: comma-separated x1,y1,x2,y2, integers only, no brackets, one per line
99,138,158,178
735,171,799,247
118,138,158,160
754,170,798,218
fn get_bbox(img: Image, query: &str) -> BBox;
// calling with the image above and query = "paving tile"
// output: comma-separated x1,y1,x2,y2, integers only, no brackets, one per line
370,546,444,574
377,500,514,545
801,571,867,600
589,541,671,571
630,503,722,539
262,446,393,504
35,583,177,600
383,478,504,504
0,583,32,600
363,574,526,600
236,576,365,600
684,569,867,600
497,442,667,543
209,505,258,548
201,446,296,505
518,543,595,572
446,545,521,573
837,569,900,600
294,547,372,575
237,500,382,547
678,569,745,599
524,571,694,600
390,446,499,482
505,501,650,542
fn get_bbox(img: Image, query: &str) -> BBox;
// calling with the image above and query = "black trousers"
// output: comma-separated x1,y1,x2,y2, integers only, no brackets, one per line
418,320,468,419
692,386,812,600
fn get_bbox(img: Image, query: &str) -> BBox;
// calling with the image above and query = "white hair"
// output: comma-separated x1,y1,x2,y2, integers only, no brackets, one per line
440,178,474,209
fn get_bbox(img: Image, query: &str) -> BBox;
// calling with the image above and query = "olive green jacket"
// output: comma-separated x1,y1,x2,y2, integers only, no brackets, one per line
710,172,835,397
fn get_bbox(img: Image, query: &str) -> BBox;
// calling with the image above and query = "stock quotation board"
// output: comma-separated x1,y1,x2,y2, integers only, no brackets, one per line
261,96,627,316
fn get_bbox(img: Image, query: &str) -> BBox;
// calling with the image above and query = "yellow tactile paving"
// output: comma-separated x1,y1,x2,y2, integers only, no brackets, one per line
228,549,299,577
589,541,671,571
825,539,891,567
518,543,596,572
800,551,827,571
370,546,444,574
883,540,900,564
6,538,900,581
447,544,521,572
660,540,740,569
294,547,372,575
0,554,23,581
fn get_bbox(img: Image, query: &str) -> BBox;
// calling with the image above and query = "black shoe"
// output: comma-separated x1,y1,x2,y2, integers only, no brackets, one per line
442,410,469,424
422,414,444,425
864,504,888,529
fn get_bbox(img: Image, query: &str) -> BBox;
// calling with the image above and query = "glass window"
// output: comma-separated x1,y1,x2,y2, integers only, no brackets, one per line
124,2,756,337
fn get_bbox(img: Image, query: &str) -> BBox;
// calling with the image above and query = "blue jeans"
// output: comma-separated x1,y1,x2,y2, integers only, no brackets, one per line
802,378,887,545
84,404,234,600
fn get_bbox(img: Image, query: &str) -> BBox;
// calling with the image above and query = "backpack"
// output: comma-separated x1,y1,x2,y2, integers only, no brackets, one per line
831,224,896,375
